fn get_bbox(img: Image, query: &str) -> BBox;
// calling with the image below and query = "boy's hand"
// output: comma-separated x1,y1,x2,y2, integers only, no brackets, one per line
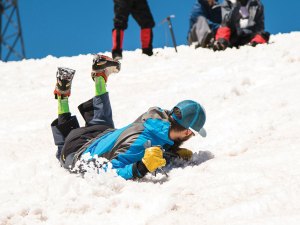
176,148,193,160
142,147,166,172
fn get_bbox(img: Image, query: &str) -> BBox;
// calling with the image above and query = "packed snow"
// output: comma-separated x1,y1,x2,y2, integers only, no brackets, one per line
1,32,300,225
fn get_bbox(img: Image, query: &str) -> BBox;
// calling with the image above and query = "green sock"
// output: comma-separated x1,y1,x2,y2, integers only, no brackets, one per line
95,76,107,96
58,96,70,115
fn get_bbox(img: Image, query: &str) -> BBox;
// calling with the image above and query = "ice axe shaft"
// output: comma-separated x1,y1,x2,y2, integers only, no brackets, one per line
162,15,178,53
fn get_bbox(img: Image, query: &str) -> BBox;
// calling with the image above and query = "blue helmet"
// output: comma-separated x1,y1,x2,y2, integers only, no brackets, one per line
171,100,207,137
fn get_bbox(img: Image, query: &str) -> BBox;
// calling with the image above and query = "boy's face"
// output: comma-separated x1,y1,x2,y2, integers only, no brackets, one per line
169,129,194,143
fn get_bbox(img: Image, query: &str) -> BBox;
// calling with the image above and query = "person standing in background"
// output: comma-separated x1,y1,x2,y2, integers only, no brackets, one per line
112,0,155,59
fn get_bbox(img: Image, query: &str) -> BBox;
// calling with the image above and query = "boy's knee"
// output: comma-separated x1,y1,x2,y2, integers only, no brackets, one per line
51,116,80,139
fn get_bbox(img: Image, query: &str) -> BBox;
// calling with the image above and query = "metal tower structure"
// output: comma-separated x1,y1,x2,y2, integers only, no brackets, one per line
0,0,25,61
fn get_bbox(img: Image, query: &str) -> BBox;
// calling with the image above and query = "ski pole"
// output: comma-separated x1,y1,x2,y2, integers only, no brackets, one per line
162,15,178,53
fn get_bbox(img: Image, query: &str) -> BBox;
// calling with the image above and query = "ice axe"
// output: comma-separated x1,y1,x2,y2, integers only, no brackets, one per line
161,15,178,53
144,140,169,177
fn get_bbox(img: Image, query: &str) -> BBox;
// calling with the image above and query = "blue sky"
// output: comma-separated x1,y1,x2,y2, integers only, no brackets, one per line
13,0,300,60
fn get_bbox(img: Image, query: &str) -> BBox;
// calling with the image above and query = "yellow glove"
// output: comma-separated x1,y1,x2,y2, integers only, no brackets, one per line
176,148,193,160
142,147,166,172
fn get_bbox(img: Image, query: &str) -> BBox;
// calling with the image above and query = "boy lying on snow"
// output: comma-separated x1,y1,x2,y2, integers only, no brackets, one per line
51,55,207,180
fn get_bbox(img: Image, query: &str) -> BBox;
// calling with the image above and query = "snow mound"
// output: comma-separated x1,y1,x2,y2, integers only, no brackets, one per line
1,32,300,225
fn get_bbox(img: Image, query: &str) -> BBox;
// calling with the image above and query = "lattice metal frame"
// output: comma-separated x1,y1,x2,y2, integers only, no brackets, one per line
0,0,25,61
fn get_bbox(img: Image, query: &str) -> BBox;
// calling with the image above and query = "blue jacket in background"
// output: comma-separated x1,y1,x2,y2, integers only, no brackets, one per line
189,0,222,32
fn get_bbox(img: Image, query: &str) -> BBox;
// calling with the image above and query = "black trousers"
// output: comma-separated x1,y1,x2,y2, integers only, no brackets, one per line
229,30,270,47
51,93,115,169
113,0,155,29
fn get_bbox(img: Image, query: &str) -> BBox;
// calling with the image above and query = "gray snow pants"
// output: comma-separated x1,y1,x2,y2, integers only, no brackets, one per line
188,16,212,46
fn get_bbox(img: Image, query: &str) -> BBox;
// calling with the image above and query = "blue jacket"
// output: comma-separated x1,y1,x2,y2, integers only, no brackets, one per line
82,107,174,180
189,0,222,32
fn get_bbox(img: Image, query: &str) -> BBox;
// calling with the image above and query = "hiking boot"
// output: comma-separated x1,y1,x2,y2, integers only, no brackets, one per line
54,67,76,99
91,54,121,82
112,49,123,60
195,32,214,49
142,47,153,56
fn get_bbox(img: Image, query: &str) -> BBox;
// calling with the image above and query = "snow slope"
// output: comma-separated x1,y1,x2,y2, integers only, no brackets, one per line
0,32,300,225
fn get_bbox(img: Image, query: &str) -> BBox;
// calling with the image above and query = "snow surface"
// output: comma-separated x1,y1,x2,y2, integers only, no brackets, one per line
1,32,300,225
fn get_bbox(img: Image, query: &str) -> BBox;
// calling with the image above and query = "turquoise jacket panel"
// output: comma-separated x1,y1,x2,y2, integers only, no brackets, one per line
82,107,174,180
